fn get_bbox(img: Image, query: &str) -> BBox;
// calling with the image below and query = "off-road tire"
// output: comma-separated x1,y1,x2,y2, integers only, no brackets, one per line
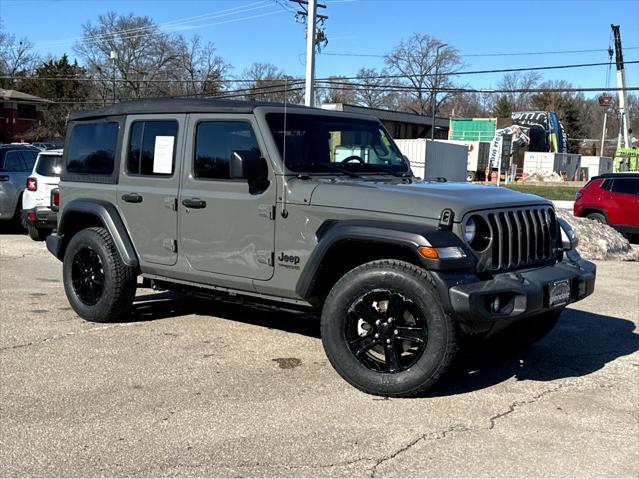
586,212,606,224
27,224,49,241
63,227,137,323
321,259,459,397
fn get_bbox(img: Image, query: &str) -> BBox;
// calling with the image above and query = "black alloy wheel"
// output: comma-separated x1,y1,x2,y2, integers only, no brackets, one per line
71,247,105,305
346,290,427,373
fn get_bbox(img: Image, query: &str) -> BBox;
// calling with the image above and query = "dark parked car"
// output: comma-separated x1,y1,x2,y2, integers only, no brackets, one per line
574,173,639,237
0,144,40,225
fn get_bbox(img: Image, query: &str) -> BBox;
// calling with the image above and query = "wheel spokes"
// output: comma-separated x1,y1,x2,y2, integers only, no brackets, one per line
349,335,380,357
395,326,427,344
384,340,401,373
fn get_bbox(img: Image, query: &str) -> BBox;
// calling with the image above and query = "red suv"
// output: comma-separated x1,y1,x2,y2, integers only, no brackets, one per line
574,173,639,237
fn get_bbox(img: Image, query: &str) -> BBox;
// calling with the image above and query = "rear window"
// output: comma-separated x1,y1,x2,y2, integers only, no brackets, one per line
35,154,62,177
127,120,178,176
66,122,119,175
0,151,26,171
610,178,638,195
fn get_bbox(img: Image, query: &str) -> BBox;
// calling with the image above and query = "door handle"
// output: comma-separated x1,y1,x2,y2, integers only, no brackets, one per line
182,198,207,209
122,193,143,203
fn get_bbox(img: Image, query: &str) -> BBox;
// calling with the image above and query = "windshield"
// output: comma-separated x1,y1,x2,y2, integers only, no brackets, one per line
35,154,62,176
266,113,409,175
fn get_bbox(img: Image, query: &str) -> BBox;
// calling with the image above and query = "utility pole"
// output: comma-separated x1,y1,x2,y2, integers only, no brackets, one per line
290,0,327,107
611,24,629,149
110,50,117,104
430,43,447,141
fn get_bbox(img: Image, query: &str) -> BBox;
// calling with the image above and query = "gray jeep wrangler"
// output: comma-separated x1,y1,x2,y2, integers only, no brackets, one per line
47,98,596,396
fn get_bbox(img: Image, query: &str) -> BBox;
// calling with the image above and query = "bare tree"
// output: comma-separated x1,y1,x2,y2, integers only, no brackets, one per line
0,23,39,87
495,71,541,113
384,33,461,115
173,35,230,96
353,68,396,109
74,12,185,100
240,62,302,103
320,75,356,105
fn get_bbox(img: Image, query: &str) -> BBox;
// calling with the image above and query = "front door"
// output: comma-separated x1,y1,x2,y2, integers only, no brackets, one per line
179,114,276,280
117,114,185,266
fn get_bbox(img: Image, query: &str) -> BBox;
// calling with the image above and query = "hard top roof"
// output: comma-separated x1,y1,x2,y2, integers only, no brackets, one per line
69,97,323,121
593,172,639,179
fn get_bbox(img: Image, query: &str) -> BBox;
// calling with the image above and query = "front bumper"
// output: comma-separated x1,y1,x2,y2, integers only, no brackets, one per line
432,250,596,332
22,207,57,229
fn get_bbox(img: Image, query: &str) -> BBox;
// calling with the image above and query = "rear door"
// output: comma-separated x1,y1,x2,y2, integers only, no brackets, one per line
117,114,185,266
606,178,637,226
179,114,276,280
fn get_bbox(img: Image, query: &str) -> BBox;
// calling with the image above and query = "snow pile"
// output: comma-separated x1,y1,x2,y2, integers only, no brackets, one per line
556,209,639,261
523,171,564,183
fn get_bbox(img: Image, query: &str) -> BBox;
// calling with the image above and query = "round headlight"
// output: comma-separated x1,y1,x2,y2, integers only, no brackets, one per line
464,217,476,243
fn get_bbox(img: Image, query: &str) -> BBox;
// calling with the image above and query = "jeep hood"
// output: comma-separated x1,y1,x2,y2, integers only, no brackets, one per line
303,179,552,221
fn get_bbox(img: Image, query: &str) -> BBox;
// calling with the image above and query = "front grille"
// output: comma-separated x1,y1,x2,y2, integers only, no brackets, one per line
469,206,558,272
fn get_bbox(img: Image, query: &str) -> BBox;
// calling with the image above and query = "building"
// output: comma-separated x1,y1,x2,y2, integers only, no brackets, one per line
0,89,51,143
321,103,449,139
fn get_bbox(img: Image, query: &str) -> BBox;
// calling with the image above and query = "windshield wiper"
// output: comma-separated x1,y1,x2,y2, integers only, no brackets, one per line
363,164,412,178
307,163,361,178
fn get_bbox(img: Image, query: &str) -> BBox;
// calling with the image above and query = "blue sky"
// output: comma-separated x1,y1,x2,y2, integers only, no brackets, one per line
2,0,638,93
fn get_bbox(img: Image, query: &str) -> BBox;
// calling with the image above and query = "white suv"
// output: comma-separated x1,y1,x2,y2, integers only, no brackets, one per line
22,149,63,240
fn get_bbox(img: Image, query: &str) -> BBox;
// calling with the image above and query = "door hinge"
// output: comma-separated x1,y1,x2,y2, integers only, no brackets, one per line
164,197,178,211
163,238,177,252
258,204,276,220
257,250,275,266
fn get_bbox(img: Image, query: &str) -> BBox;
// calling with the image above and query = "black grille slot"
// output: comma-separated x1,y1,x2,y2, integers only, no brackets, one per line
470,206,558,272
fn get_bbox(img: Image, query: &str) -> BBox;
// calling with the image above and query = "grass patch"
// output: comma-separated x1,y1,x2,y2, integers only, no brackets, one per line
503,184,580,201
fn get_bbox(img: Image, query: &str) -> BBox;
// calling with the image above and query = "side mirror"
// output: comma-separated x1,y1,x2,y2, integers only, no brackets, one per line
230,149,264,181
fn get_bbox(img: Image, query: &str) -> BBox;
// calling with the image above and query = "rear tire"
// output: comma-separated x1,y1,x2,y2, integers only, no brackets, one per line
466,171,476,182
321,260,459,397
63,227,137,323
586,212,606,224
27,224,49,241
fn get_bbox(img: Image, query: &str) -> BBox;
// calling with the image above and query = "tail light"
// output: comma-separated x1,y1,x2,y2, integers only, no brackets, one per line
51,189,60,211
26,177,37,191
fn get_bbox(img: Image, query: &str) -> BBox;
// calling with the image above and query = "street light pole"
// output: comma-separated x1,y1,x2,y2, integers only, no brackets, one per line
110,50,117,104
304,0,317,107
430,43,447,141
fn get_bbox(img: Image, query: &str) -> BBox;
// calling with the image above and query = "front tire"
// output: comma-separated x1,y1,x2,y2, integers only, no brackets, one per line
321,260,459,397
63,227,137,323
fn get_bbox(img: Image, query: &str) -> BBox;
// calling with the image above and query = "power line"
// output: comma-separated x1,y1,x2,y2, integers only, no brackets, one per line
6,59,638,85
318,46,639,59
34,1,273,48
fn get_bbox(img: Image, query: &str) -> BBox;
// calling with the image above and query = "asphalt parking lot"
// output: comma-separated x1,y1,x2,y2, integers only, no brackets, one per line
1,230,638,477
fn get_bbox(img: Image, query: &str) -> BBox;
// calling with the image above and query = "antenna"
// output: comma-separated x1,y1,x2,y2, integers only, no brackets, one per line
281,77,289,218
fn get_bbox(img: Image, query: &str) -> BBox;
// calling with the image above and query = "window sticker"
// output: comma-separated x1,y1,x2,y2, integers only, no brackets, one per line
153,136,175,174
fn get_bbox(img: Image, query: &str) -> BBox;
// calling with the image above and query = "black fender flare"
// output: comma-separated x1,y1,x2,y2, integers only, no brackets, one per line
57,199,139,268
295,220,473,300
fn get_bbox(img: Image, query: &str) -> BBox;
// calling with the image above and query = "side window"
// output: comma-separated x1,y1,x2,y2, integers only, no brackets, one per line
1,151,25,171
600,179,612,191
19,150,38,171
67,122,119,175
610,178,637,195
194,121,260,180
127,120,178,176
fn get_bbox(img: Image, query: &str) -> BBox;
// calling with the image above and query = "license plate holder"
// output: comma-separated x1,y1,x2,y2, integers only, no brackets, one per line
548,279,571,308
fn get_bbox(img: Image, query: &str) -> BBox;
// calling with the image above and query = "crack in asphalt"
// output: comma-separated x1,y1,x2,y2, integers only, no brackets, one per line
0,323,143,353
487,384,565,430
369,382,575,477
369,424,469,478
